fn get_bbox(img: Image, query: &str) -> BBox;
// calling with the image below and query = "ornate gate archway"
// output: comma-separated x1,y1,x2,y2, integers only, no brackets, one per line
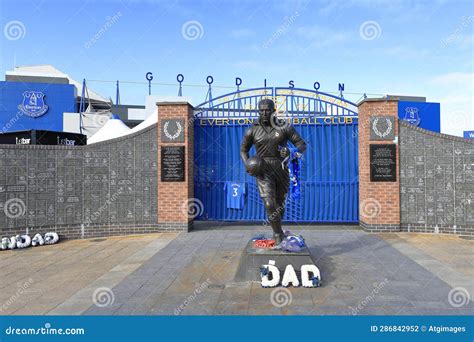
193,87,359,223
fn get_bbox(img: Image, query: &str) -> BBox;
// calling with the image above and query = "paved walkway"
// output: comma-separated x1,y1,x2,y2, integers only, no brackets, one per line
1,227,472,315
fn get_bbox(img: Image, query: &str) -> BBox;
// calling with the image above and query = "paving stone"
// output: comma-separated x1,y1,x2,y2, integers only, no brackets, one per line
213,300,248,315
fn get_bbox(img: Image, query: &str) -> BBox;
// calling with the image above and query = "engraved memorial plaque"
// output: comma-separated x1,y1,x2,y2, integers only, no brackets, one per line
370,144,397,182
161,146,185,182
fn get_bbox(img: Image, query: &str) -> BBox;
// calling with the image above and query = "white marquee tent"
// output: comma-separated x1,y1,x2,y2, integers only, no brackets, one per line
87,115,131,144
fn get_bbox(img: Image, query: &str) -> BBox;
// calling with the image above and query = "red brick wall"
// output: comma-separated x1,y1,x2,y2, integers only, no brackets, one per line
157,102,194,227
358,100,400,229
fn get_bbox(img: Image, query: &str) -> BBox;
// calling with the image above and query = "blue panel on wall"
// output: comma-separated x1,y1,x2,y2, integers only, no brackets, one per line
398,101,440,133
0,81,76,133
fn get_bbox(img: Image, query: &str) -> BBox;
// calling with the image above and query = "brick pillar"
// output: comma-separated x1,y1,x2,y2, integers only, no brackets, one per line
157,102,194,231
358,99,400,232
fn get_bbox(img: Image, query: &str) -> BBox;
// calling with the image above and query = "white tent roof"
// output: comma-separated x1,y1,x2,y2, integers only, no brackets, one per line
124,112,158,135
80,110,113,138
87,115,131,144
6,64,108,103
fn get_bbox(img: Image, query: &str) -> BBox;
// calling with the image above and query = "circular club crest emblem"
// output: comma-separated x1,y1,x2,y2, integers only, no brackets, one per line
372,117,393,138
18,91,49,118
403,107,421,126
163,121,183,140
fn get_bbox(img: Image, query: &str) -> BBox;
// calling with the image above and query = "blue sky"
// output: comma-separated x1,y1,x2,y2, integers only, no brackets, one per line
1,0,472,136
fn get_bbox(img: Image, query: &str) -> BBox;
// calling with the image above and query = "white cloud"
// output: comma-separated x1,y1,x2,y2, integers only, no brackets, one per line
428,72,474,136
295,25,352,48
440,15,474,49
317,0,443,20
429,72,473,87
380,45,430,60
232,60,262,69
229,28,254,39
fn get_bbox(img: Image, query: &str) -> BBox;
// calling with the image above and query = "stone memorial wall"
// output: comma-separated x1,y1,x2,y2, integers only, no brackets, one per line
0,124,159,239
399,121,474,236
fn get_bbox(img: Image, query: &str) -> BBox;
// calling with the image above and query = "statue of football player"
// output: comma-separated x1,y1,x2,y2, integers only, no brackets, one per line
240,99,306,244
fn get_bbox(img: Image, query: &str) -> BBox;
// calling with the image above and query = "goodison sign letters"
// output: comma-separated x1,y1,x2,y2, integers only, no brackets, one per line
147,72,346,94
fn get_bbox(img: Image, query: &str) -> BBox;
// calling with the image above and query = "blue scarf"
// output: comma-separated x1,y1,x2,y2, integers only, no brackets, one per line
288,147,301,200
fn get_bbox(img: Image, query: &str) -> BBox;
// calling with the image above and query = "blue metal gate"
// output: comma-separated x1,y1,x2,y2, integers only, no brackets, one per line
193,87,359,222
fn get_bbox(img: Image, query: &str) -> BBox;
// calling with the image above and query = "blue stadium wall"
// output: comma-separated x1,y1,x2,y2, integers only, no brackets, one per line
398,101,440,133
0,81,76,133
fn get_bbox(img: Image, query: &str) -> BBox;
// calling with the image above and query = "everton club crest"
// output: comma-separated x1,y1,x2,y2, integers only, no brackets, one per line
403,107,421,126
18,91,49,118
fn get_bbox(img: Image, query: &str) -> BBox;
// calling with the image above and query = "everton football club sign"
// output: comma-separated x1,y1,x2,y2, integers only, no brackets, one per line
18,91,49,118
